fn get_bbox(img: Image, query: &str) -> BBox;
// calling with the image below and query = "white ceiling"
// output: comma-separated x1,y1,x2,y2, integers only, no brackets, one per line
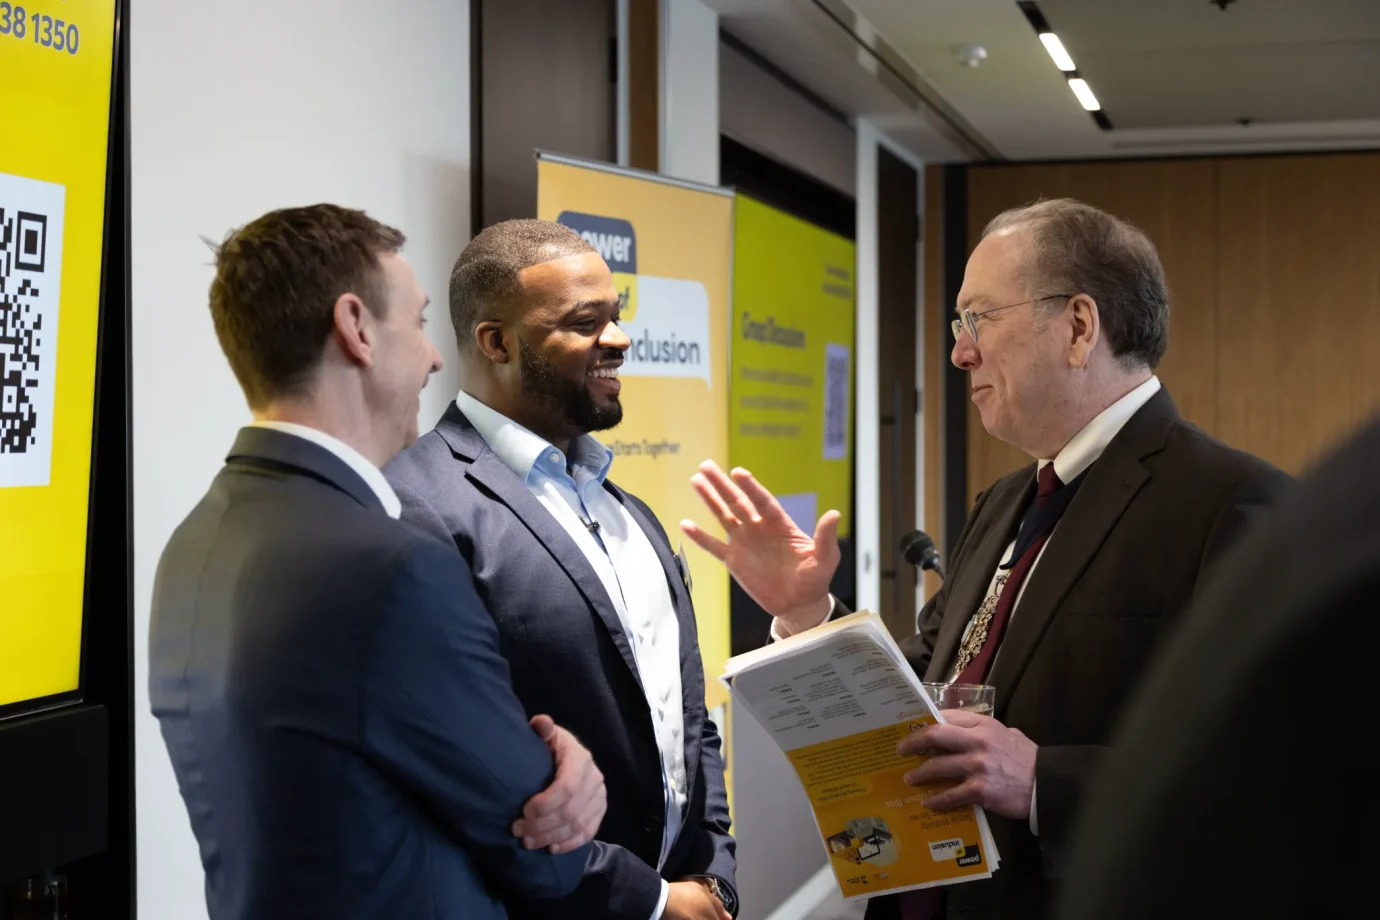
703,0,1380,163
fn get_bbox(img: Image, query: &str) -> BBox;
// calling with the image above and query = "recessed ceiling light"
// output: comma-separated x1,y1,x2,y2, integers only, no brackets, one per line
954,43,989,68
1039,33,1076,72
1068,78,1101,111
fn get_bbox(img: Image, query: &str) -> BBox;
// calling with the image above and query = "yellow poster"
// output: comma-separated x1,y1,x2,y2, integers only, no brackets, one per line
729,194,855,541
536,155,733,714
0,0,118,710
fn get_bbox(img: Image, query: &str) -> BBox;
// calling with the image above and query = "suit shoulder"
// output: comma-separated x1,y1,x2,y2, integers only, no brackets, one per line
380,531,475,590
383,428,455,488
1163,419,1291,492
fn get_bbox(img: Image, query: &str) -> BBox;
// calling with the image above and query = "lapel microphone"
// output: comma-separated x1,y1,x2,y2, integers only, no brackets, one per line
583,518,601,535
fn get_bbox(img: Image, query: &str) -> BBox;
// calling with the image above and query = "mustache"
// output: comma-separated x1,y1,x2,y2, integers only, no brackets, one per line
592,347,626,364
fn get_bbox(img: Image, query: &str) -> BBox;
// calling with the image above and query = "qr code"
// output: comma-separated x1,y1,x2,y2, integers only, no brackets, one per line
822,342,850,460
0,172,66,488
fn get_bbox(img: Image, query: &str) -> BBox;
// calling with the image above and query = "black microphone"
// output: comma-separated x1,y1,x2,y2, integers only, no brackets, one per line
899,530,945,580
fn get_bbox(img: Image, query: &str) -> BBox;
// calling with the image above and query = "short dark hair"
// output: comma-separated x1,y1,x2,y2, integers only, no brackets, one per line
983,198,1169,369
448,219,594,356
208,204,405,409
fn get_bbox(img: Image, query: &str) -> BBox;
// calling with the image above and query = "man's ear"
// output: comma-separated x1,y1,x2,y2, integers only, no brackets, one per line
333,293,374,368
474,321,511,364
1067,294,1100,369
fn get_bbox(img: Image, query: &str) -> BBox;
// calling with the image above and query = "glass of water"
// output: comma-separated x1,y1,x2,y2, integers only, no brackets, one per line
922,682,995,717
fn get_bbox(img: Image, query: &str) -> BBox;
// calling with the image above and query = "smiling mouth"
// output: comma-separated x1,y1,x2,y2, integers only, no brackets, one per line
589,365,621,380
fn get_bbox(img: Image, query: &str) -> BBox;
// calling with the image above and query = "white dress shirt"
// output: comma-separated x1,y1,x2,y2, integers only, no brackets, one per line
770,375,1162,835
458,392,685,920
248,420,401,518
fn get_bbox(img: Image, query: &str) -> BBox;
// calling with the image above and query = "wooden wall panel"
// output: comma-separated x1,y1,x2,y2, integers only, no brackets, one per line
627,0,659,172
963,160,1220,502
476,0,616,229
1215,154,1380,474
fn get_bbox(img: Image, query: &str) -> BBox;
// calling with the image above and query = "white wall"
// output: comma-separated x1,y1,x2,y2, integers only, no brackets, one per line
852,120,927,622
130,1,470,916
660,0,720,186
854,120,881,615
719,42,857,196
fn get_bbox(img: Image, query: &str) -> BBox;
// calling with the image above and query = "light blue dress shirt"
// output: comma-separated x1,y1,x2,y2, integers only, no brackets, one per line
457,391,687,920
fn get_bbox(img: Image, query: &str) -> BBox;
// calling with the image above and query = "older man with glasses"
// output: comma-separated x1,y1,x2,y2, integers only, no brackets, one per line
681,198,1291,920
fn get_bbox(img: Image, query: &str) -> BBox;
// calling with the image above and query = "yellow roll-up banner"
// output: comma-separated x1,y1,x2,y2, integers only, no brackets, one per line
0,0,119,710
730,194,856,543
537,155,733,717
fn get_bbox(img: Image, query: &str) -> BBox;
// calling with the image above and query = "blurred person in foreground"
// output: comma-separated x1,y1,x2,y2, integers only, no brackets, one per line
387,219,737,920
149,204,605,920
1059,415,1380,920
681,199,1291,919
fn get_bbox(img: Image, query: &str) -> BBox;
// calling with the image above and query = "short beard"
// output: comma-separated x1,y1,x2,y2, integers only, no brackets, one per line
517,338,623,435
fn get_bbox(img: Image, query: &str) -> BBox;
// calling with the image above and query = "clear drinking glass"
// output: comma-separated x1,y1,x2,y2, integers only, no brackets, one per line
922,681,995,717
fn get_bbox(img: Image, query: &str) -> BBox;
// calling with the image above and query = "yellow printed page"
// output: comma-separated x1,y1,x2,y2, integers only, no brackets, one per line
789,721,993,897
727,614,995,898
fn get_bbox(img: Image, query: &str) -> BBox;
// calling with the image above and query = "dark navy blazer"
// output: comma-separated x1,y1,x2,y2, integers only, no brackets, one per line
149,427,587,920
385,404,738,920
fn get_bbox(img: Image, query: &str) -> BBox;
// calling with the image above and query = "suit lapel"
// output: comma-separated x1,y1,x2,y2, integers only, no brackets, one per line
985,390,1177,712
926,475,1033,681
440,411,645,694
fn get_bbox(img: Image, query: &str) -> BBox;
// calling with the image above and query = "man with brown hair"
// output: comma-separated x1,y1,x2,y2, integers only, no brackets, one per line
149,204,607,920
387,219,737,920
683,198,1291,918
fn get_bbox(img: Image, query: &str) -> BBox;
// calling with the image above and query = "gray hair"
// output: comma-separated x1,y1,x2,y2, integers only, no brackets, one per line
982,198,1169,369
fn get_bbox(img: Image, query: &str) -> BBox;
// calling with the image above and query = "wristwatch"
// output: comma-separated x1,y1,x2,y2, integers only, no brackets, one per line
698,876,737,917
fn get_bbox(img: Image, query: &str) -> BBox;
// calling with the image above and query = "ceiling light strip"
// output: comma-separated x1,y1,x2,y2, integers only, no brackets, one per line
1039,33,1076,72
1016,0,1113,130
1067,77,1100,111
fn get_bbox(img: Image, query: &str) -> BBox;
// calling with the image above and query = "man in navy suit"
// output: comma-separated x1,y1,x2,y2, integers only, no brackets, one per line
149,205,607,920
386,219,737,920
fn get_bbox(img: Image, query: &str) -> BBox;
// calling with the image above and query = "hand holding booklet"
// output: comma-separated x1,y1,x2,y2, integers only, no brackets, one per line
722,611,1000,901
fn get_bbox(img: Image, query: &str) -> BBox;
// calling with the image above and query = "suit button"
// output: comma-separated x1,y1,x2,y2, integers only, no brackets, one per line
644,814,661,834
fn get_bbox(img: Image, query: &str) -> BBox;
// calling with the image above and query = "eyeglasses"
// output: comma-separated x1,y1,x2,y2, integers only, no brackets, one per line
950,293,1074,343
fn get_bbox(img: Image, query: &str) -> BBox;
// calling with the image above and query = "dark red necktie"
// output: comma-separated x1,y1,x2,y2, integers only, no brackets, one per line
898,465,1062,920
954,463,1063,685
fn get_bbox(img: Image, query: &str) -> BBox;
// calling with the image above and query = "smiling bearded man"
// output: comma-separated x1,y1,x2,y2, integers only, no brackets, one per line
385,220,738,920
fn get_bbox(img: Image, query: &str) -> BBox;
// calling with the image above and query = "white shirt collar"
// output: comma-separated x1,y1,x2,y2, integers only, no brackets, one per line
247,420,401,518
1042,375,1162,484
456,390,614,484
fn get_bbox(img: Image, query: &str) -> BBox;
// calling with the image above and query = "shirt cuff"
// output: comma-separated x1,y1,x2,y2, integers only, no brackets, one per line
650,879,670,920
768,596,836,642
1029,782,1038,836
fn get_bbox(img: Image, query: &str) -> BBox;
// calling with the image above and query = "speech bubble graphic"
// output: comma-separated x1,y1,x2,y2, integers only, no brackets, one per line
619,274,712,387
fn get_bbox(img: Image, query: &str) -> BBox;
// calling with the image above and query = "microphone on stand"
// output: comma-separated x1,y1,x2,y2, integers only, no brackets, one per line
899,530,945,581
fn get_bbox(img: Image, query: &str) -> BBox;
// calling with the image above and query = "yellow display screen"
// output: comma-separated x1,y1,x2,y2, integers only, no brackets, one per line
0,0,118,711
